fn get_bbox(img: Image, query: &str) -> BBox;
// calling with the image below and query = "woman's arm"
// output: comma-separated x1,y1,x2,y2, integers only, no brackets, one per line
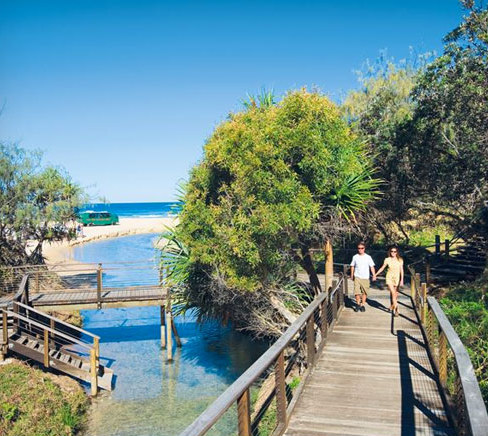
376,261,387,276
400,262,404,286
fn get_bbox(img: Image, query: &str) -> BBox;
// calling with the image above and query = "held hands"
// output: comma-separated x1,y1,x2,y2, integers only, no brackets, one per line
372,274,377,282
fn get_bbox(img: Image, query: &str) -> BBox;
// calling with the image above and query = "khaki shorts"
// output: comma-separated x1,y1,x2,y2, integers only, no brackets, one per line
354,277,370,295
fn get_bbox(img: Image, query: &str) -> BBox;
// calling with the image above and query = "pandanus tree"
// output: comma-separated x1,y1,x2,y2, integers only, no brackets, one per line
162,90,379,336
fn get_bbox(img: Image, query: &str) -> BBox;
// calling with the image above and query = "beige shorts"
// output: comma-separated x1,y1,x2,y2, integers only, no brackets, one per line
354,277,370,295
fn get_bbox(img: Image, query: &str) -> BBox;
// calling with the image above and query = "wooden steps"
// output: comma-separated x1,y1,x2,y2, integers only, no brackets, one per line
8,332,113,391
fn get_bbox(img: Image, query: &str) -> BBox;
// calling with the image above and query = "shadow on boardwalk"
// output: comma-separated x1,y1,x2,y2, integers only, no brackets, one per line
284,284,455,436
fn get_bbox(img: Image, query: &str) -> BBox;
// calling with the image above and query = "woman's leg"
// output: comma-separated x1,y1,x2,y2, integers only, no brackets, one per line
392,285,400,315
387,284,395,310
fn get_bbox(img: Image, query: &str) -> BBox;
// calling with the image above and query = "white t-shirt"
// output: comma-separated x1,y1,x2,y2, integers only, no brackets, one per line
350,254,375,279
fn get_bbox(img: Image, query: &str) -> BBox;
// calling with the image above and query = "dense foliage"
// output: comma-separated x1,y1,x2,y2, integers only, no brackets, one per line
0,144,85,266
441,281,488,406
342,56,421,241
166,90,378,335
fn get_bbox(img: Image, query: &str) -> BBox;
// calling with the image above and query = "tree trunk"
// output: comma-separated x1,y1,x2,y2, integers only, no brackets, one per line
300,247,322,295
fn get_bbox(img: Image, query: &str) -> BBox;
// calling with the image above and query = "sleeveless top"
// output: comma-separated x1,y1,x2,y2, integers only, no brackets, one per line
385,257,403,280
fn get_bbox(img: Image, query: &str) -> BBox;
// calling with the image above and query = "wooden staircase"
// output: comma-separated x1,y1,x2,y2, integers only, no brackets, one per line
430,236,487,282
1,301,113,394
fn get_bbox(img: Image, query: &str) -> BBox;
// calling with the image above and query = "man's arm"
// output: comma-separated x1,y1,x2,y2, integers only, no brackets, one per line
350,266,355,280
371,266,377,281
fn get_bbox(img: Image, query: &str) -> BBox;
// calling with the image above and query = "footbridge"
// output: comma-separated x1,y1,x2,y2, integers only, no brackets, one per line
180,267,488,436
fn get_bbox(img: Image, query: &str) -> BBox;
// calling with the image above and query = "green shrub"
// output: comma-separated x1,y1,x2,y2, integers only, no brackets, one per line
441,279,488,407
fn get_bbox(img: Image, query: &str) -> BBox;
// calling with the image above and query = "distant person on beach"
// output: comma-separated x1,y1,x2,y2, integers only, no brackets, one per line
350,242,376,312
375,246,404,316
76,223,84,238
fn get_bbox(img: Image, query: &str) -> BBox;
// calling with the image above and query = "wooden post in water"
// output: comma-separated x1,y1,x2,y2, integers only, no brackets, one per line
166,308,173,362
324,239,334,293
160,305,166,348
96,263,103,309
171,321,182,347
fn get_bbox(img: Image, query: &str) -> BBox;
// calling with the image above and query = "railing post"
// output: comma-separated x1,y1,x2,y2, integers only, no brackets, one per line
438,329,447,386
435,234,441,255
237,388,251,436
444,239,450,258
324,239,333,292
1,311,8,360
90,348,98,396
331,280,338,322
43,329,49,368
97,263,103,309
275,350,287,429
425,260,431,286
94,336,100,373
306,316,315,366
35,270,40,293
50,318,55,346
410,270,415,300
421,283,428,324
320,298,328,341
342,265,348,296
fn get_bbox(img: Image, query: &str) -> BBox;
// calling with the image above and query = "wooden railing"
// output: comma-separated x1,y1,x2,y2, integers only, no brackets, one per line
409,266,488,436
0,274,101,395
180,275,346,436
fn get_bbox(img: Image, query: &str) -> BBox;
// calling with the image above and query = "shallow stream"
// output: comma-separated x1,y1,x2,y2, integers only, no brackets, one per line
72,233,267,436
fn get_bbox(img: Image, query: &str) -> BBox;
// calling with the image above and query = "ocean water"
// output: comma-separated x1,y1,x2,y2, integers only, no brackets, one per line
72,234,267,436
79,202,181,218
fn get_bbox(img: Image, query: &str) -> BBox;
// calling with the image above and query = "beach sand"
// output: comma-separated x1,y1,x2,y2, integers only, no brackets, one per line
43,217,177,264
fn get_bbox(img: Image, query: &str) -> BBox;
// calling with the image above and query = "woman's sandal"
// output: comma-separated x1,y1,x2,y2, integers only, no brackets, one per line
393,305,399,317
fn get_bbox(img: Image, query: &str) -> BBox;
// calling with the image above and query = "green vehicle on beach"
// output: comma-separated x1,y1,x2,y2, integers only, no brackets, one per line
78,211,119,226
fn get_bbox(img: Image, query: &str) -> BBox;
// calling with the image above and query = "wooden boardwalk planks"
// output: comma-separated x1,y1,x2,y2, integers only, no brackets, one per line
24,285,166,310
284,284,454,436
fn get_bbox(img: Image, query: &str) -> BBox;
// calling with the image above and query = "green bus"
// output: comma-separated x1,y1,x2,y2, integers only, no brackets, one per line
78,211,119,226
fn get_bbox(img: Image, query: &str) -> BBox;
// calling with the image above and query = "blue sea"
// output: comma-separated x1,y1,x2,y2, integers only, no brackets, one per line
79,202,181,218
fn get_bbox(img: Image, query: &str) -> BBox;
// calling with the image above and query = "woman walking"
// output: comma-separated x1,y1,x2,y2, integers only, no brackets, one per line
376,246,404,316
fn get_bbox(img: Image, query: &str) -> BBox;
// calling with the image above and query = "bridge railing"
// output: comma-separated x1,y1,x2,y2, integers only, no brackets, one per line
180,275,346,436
409,266,488,436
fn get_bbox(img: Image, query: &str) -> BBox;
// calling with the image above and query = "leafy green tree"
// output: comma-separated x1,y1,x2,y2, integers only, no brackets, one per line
342,53,431,242
0,143,85,266
166,90,379,335
411,1,488,224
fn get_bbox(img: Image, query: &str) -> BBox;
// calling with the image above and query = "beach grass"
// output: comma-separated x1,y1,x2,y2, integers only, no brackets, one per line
0,360,88,436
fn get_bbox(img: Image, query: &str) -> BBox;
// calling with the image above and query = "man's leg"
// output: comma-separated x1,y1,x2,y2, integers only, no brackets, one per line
354,278,361,312
359,279,369,311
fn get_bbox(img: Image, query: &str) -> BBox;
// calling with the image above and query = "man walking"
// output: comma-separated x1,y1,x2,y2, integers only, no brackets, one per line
350,241,376,312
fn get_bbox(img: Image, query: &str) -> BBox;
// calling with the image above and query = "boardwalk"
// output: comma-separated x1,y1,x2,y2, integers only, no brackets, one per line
284,283,454,436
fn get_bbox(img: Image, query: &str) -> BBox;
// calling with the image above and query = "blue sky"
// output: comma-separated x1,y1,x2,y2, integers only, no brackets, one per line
0,0,463,202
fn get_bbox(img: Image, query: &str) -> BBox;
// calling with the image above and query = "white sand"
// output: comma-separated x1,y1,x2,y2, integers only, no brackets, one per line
43,217,178,264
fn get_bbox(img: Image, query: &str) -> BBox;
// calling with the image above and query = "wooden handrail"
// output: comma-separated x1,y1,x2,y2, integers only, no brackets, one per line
2,309,92,350
180,276,344,436
427,297,488,436
14,302,100,340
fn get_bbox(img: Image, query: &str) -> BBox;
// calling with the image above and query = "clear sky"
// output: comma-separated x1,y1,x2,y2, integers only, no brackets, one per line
0,0,464,202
